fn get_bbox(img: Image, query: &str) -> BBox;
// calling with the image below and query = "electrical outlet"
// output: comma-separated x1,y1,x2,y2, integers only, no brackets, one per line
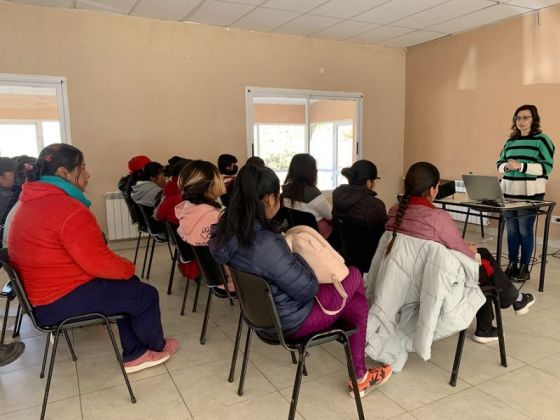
552,216,560,224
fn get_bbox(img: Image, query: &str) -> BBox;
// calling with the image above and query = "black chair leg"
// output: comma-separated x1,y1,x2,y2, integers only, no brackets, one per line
146,237,157,279
494,295,507,367
0,296,10,345
288,348,308,420
238,327,253,396
450,329,467,386
63,330,77,361
462,208,471,238
341,335,365,419
40,332,51,378
103,318,137,404
133,231,142,265
12,304,22,338
199,289,213,345
166,241,174,260
290,351,297,365
228,313,244,383
192,277,201,313
141,235,151,278
41,329,61,420
180,280,190,316
167,250,178,295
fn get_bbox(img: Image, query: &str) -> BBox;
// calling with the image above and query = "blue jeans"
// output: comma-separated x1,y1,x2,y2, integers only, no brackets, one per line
34,276,165,362
505,194,544,265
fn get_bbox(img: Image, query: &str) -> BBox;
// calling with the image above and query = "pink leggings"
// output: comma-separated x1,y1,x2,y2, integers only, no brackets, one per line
291,266,368,377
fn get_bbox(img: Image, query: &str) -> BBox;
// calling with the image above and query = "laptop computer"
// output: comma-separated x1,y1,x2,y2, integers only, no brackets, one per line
462,175,520,207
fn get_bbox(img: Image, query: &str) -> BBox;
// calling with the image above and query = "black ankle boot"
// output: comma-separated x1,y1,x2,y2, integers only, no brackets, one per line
505,262,519,278
514,264,530,282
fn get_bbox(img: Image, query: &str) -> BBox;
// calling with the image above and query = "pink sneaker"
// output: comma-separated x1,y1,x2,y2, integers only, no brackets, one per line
123,350,170,373
163,338,179,354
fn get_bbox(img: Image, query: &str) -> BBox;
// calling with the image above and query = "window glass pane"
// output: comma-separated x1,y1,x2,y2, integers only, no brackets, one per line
0,124,38,157
42,121,61,146
257,124,305,182
310,123,335,190
337,122,354,186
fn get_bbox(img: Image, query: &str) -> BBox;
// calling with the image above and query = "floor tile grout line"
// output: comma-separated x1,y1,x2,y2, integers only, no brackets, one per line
77,371,170,398
0,395,80,417
165,364,195,420
471,383,538,420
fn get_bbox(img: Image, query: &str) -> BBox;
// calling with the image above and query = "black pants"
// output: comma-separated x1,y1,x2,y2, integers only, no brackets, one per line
475,248,519,332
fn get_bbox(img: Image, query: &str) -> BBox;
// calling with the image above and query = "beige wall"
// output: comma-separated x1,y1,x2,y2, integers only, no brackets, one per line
0,1,405,230
406,6,560,236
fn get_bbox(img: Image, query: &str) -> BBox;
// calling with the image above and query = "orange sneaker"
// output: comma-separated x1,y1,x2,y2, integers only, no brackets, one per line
348,365,392,398
163,338,179,354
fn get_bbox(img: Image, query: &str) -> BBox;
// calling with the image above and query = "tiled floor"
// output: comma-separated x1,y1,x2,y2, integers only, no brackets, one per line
2,236,560,419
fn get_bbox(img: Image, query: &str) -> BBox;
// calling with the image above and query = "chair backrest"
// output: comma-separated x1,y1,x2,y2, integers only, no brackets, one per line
121,191,143,228
228,267,285,338
192,246,227,288
273,207,319,232
138,204,166,237
334,215,382,273
164,222,195,263
0,249,47,332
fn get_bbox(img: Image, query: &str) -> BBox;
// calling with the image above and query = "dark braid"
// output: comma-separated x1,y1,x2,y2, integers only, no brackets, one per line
385,192,410,255
385,162,440,256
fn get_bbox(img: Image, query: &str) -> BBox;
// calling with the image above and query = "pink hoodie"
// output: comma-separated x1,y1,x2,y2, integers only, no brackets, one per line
175,201,221,246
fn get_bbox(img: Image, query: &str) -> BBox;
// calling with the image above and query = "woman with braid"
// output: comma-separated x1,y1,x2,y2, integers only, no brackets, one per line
497,105,555,281
385,162,534,343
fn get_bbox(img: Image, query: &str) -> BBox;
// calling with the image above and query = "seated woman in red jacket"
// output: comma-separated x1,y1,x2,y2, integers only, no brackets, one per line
8,144,177,373
155,157,199,279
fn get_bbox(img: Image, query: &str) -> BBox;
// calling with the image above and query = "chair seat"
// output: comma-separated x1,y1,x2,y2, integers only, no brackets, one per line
36,313,128,332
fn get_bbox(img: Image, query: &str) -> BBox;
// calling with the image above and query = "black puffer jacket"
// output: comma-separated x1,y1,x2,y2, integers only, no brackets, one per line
209,222,318,334
332,184,387,227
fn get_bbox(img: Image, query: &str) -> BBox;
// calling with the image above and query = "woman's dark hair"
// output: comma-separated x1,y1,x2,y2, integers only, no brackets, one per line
283,153,317,205
214,164,280,247
386,162,440,255
510,104,542,138
163,156,190,177
14,156,37,187
27,144,84,184
140,162,163,181
178,160,222,208
168,158,191,177
341,160,378,186
217,154,238,175
245,156,265,167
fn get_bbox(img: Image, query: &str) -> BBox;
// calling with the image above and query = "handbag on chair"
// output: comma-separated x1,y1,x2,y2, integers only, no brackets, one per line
284,225,349,315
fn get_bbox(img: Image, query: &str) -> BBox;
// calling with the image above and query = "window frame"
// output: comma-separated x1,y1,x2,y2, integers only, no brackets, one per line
0,73,72,145
245,87,363,191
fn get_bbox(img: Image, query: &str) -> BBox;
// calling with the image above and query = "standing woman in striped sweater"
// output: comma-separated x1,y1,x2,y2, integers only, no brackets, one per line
497,105,555,281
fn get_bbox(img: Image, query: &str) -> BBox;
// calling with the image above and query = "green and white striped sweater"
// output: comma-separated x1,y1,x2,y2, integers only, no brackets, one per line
496,132,555,197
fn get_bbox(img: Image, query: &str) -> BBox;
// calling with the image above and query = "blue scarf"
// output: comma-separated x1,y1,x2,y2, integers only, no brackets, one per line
39,175,92,208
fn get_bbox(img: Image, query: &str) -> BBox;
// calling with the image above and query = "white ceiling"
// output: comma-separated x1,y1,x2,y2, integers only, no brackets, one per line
9,0,560,47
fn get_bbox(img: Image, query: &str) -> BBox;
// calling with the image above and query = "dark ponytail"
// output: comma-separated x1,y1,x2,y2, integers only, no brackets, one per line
27,144,84,183
385,162,440,255
214,164,280,247
341,160,378,186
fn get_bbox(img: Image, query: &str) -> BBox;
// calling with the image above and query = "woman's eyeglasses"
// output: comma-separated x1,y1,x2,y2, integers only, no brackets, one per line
514,115,532,121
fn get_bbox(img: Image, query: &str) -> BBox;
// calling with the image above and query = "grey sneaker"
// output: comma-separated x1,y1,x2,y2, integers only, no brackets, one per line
513,293,535,315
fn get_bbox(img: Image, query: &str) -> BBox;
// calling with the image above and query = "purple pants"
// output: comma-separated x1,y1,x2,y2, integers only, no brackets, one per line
291,266,368,377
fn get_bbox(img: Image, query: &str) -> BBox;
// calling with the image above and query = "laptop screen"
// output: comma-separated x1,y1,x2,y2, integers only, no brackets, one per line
462,175,506,204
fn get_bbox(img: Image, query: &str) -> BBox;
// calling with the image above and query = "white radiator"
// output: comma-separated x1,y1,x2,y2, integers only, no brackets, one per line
104,192,138,240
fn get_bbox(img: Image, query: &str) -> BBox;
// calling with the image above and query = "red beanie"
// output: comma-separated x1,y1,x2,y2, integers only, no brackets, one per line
128,155,151,174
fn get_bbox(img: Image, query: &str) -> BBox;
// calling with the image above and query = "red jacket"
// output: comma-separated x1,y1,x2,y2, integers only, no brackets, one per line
8,182,135,306
154,176,182,225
